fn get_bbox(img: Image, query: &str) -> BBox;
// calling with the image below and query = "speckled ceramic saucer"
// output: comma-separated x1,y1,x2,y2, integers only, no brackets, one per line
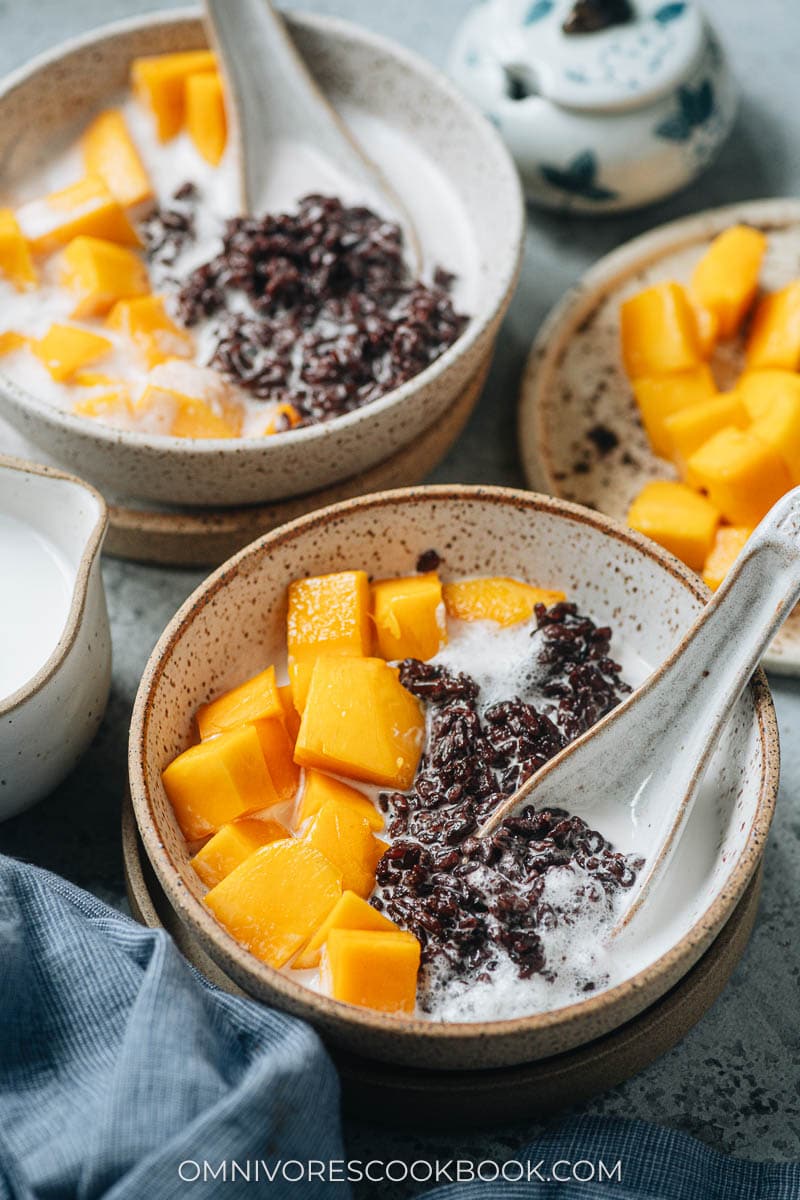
518,198,800,676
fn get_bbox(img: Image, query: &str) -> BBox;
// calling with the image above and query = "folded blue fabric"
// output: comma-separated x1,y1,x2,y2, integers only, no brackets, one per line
1,853,798,1200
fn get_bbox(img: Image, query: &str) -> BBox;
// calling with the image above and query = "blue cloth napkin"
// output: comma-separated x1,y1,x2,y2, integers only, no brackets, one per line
1,852,798,1199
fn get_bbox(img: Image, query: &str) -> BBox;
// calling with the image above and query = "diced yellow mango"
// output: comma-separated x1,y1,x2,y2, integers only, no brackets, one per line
737,369,800,420
32,324,112,381
250,714,300,805
745,281,800,371
278,684,301,744
60,235,149,318
73,388,132,420
132,50,217,141
190,816,289,889
162,725,281,841
296,769,383,832
0,209,36,290
107,295,193,368
205,839,342,968
620,282,702,378
687,427,791,527
197,666,282,739
305,801,384,898
664,391,749,473
371,572,446,662
287,571,372,710
702,526,751,591
690,225,767,338
0,331,27,356
264,403,302,435
747,389,800,484
293,890,398,970
82,108,153,210
16,176,140,255
632,365,718,459
186,71,227,165
442,577,565,627
691,302,719,358
627,480,719,571
323,928,420,1013
295,656,424,790
136,384,242,438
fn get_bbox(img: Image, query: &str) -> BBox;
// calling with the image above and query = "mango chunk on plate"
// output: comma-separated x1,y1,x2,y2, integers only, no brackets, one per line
627,480,719,571
186,71,227,165
32,324,112,382
305,800,385,898
371,572,446,662
443,577,565,627
16,176,140,255
162,724,281,841
293,890,399,970
190,816,288,889
137,384,242,438
132,50,217,141
107,295,193,368
296,769,383,832
196,666,282,739
250,714,300,805
745,281,800,371
690,225,767,339
60,235,149,318
323,928,420,1013
295,656,424,790
620,282,702,378
737,369,800,420
205,839,342,968
739,373,800,484
0,209,36,290
81,108,154,211
664,391,749,475
287,571,372,710
686,427,791,528
702,526,751,591
632,365,718,460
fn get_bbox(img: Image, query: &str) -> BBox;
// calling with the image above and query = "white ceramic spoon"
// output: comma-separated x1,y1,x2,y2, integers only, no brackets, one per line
203,0,422,269
482,487,800,934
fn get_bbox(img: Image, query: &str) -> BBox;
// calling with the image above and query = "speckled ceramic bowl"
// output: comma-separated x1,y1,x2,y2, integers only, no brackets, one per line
0,10,523,507
129,486,778,1070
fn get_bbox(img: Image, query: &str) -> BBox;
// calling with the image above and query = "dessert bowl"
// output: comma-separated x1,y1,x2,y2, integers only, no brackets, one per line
0,10,524,507
128,486,778,1070
0,456,110,819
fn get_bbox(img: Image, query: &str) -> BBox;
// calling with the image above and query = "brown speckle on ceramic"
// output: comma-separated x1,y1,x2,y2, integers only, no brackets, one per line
0,11,523,507
519,198,800,675
128,486,779,1070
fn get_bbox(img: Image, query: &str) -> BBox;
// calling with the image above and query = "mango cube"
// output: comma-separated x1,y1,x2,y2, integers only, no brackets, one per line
748,391,800,485
0,209,36,290
60,236,149,318
295,656,424,790
278,684,301,744
690,225,767,338
0,331,27,356
745,281,800,371
627,480,719,571
443,577,565,627
371,572,446,662
107,295,193,368
162,724,281,841
205,840,342,968
33,324,112,382
632,365,718,459
186,71,227,165
306,801,384,898
190,816,289,889
620,282,702,378
702,526,751,591
691,302,719,358
737,369,800,421
137,384,241,438
296,769,383,832
663,391,749,472
81,108,153,210
323,929,420,1013
16,176,139,255
197,666,282,739
251,715,300,805
73,388,132,421
687,427,791,527
287,571,372,710
293,890,399,970
132,50,217,141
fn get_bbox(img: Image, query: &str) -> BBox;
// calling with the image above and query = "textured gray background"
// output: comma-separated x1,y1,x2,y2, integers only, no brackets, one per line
1,0,799,1184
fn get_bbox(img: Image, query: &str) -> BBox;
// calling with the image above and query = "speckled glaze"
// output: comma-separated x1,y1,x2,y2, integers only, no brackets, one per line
0,456,110,819
0,10,523,507
128,486,778,1071
519,197,800,675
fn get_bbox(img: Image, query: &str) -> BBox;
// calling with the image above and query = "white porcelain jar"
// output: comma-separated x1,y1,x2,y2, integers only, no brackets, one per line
449,0,737,212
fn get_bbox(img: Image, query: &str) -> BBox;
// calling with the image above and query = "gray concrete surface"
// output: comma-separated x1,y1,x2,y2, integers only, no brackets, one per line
1,0,799,1186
